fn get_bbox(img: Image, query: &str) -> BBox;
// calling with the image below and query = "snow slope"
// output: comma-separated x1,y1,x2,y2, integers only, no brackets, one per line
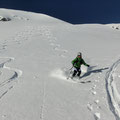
0,8,120,120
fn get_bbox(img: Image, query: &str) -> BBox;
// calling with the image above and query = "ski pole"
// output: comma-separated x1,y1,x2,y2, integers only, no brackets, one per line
69,66,73,70
67,66,73,79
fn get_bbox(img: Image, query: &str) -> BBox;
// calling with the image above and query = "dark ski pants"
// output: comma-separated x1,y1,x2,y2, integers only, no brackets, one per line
72,67,81,77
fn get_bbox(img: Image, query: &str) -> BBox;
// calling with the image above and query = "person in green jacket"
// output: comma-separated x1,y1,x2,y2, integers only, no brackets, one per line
71,52,90,78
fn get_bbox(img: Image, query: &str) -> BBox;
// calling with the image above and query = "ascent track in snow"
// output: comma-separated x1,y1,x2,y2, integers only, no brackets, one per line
105,59,120,120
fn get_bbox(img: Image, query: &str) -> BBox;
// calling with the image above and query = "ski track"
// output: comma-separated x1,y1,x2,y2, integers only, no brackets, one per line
0,57,22,99
105,59,120,120
1,25,63,120
0,25,51,119
40,76,46,120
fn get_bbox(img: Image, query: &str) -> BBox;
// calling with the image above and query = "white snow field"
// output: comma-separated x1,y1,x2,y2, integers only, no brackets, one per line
0,8,120,120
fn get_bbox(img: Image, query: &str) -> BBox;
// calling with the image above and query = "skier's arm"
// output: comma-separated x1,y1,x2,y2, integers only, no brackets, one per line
82,59,90,67
72,58,78,66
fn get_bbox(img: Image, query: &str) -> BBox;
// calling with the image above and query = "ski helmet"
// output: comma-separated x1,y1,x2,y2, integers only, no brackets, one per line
77,52,82,56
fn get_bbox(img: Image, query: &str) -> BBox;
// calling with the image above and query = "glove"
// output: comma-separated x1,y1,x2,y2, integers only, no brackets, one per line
87,65,90,67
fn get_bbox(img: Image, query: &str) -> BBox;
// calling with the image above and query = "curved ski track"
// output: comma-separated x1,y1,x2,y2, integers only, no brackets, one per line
106,59,120,120
0,57,22,99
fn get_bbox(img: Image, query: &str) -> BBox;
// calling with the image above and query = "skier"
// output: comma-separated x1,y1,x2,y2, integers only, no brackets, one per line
71,52,90,78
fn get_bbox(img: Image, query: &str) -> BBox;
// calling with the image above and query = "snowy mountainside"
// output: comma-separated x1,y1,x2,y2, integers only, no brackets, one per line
0,8,120,120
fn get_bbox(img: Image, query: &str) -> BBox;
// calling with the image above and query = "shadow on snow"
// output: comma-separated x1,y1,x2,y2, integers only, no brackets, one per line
80,66,109,79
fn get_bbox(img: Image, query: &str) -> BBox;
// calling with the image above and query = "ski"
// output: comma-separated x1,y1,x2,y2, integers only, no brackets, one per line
80,80,91,84
66,76,91,84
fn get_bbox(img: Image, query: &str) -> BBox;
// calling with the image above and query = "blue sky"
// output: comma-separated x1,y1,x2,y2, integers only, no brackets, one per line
0,0,120,24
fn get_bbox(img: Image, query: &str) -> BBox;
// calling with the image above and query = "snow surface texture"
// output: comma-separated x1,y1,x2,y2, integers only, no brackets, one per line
0,8,120,120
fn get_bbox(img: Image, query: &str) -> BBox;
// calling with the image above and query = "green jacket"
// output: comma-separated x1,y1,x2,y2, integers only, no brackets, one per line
72,57,89,68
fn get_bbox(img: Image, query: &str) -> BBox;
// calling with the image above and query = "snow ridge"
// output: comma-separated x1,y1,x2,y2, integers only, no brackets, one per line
106,59,120,120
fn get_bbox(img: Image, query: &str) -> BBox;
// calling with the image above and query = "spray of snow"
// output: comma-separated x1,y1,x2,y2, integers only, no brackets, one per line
50,68,67,80
50,66,89,81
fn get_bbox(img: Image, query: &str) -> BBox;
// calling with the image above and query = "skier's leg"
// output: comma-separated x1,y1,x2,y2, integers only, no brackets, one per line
72,67,77,77
77,70,81,77
77,68,81,77
72,70,77,77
